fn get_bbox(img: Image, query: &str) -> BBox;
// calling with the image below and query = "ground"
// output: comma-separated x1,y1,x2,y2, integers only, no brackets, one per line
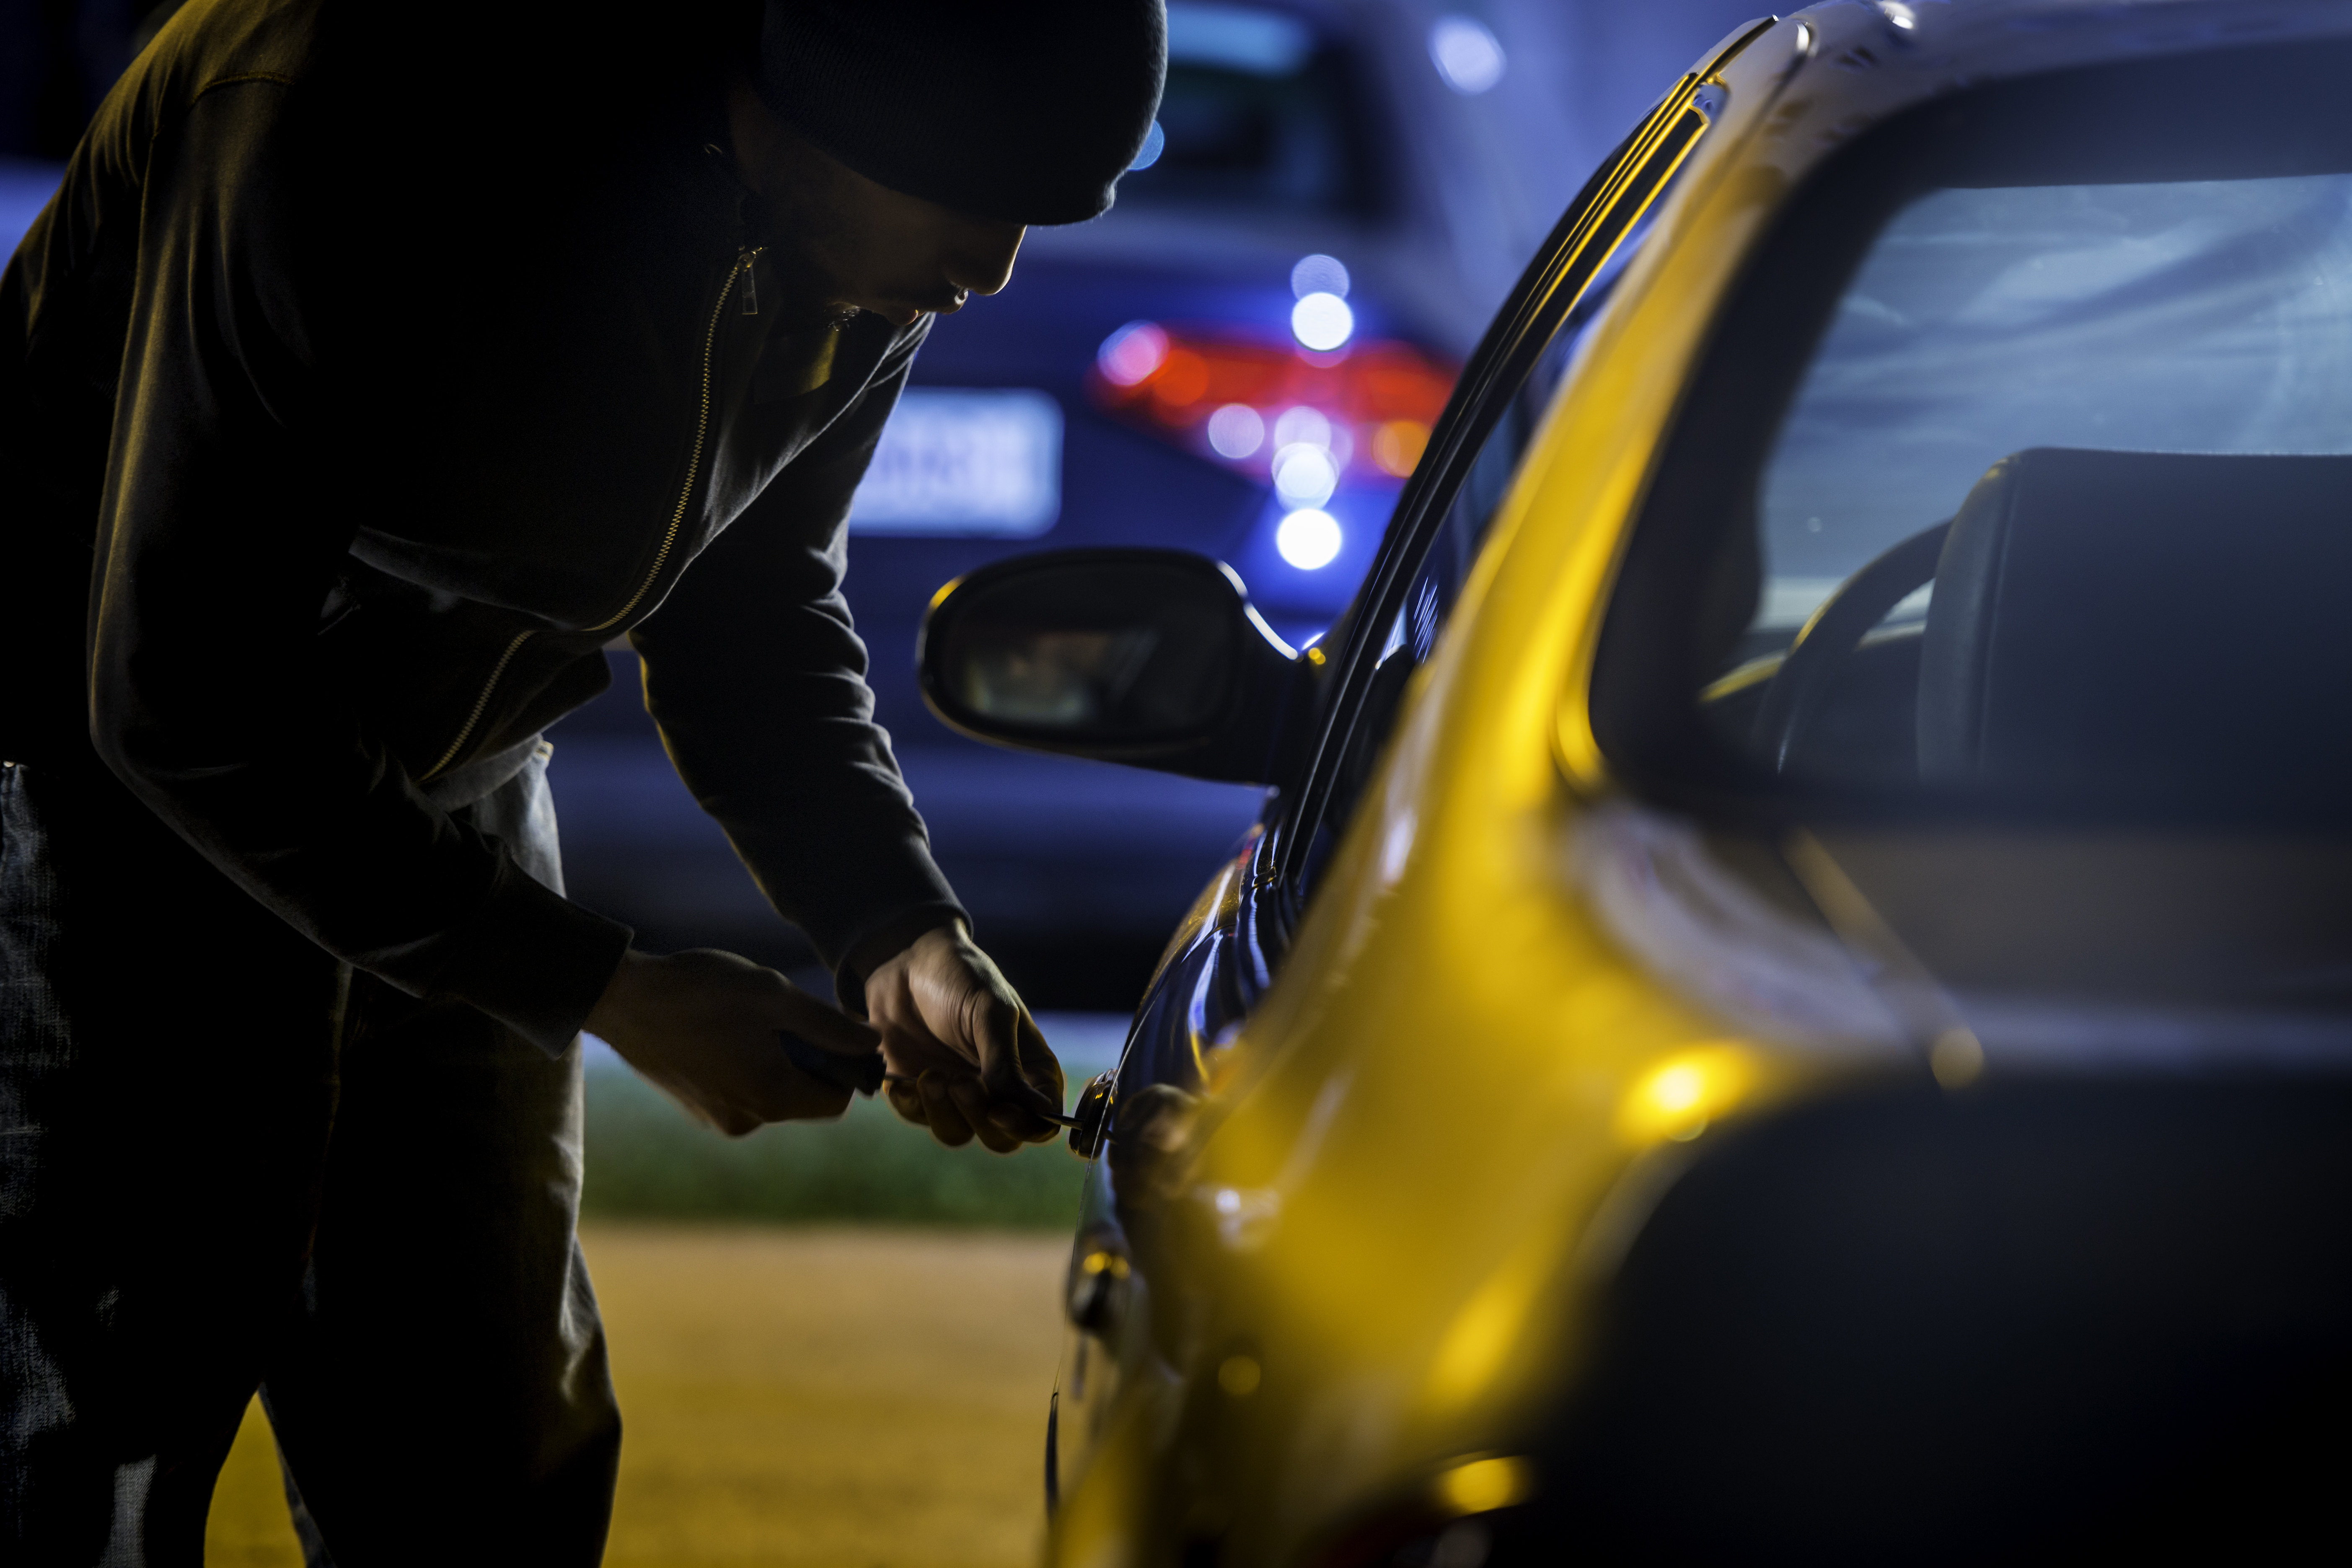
203,1226,1070,1568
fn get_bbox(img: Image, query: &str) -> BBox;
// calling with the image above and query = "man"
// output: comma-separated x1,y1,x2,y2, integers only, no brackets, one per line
0,0,1167,1560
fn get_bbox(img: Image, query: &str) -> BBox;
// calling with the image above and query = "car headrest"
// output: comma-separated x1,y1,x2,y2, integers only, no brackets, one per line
1917,447,2352,809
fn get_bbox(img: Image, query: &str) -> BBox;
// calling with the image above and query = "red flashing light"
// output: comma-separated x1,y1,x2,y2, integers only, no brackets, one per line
1090,322,1456,486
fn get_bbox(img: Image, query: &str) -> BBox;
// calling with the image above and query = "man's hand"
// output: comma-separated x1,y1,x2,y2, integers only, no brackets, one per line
866,924,1065,1152
586,948,880,1136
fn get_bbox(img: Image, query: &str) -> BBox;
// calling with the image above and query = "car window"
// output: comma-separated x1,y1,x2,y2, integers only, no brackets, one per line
1281,63,1729,890
1118,3,1378,219
1754,176,2352,655
1594,40,2352,822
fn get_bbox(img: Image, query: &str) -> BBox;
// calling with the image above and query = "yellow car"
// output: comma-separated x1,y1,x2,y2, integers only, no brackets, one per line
922,2,2352,1559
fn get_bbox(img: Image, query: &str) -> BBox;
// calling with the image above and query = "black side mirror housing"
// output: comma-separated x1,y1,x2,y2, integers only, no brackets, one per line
917,549,1304,785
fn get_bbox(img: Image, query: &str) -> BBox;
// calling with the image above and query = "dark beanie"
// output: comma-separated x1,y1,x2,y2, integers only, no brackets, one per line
756,1,1168,226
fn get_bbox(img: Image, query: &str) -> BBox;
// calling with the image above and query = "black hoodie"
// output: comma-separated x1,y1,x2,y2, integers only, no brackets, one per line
0,0,965,1051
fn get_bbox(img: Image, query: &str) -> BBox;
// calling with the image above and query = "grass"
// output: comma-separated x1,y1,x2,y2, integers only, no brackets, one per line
582,1064,1091,1230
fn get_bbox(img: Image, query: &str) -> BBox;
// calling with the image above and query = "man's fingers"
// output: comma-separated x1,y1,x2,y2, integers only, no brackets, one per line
603,947,881,1134
861,931,1074,1150
986,1104,1061,1148
1016,1011,1067,1102
691,1026,853,1126
723,1029,855,1119
900,1056,1054,1149
884,1078,930,1127
962,994,1061,1147
953,1079,1024,1154
971,994,1056,1114
919,1070,977,1147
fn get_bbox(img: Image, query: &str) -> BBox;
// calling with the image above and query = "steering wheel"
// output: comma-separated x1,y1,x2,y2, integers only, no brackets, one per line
1752,520,1951,773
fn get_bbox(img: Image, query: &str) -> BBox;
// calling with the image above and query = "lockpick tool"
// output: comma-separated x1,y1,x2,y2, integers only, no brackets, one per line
777,1030,1082,1128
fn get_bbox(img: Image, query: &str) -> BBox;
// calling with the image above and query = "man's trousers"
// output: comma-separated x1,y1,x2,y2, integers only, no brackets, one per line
0,749,621,1566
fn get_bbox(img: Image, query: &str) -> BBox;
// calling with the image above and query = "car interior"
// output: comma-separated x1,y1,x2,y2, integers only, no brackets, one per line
1592,29,2352,827
1699,446,2352,814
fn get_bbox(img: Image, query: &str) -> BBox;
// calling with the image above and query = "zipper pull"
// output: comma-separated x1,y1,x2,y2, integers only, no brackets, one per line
739,246,759,316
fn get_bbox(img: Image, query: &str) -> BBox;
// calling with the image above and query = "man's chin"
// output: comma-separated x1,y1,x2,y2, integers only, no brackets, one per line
848,291,967,326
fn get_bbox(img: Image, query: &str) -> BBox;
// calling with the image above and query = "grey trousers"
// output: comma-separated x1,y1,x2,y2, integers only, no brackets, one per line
0,750,620,1566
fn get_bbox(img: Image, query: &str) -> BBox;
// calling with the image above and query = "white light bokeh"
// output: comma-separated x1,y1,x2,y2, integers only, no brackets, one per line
1291,292,1354,351
1276,509,1343,570
1290,253,1351,300
1272,444,1339,507
1429,16,1506,95
1207,403,1266,458
1272,405,1333,451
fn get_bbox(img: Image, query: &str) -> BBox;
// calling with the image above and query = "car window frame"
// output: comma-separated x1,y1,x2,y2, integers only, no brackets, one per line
1260,29,1769,896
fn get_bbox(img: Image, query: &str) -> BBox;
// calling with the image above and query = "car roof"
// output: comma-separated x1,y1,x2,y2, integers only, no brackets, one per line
1780,0,2352,111
1683,0,2352,223
1805,0,2352,66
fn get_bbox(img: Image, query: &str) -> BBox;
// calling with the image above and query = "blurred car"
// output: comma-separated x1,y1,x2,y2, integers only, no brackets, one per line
0,157,58,258
916,2,2352,1559
554,0,1536,989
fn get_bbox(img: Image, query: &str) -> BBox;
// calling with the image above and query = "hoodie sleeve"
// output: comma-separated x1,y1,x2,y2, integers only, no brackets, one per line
627,328,966,1010
85,80,631,1054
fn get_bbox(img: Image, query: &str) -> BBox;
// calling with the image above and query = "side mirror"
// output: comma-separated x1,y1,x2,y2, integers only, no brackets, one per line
917,549,1303,784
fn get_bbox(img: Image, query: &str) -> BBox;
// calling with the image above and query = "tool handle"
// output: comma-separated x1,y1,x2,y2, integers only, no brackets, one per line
777,1030,887,1096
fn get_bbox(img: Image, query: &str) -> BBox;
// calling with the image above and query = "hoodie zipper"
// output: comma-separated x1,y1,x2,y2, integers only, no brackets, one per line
423,245,763,782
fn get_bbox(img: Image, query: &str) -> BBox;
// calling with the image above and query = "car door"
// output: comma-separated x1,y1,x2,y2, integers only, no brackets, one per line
1044,27,1771,1511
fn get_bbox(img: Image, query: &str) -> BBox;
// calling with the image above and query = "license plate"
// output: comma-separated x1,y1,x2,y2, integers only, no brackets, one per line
848,388,1063,537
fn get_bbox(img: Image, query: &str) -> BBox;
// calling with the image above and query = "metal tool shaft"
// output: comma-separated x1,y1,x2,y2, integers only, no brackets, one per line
882,1071,1082,1128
